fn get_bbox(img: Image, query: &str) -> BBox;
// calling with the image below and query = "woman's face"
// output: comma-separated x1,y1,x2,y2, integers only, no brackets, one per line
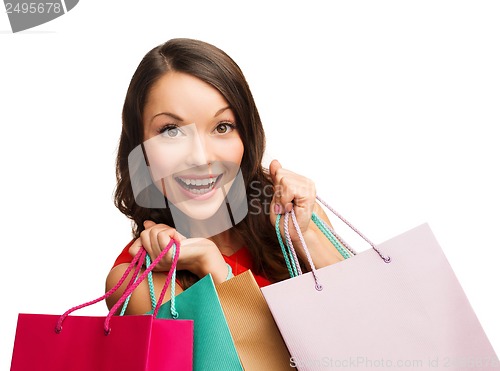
141,71,244,220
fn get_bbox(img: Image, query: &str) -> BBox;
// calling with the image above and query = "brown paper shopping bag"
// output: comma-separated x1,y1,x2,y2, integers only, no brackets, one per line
216,270,293,370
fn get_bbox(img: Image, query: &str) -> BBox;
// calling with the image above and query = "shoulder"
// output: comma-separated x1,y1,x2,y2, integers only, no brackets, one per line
111,239,136,269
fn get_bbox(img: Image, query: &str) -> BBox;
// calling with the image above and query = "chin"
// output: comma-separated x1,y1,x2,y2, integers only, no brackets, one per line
174,189,226,220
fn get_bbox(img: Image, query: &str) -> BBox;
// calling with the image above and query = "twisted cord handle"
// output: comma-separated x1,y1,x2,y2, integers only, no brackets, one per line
105,239,179,333
275,214,295,278
145,254,158,309
143,244,180,318
55,247,147,333
153,242,180,319
278,196,391,291
290,209,324,291
284,212,302,276
119,253,150,316
169,251,179,319
316,195,391,263
55,239,179,335
311,213,355,258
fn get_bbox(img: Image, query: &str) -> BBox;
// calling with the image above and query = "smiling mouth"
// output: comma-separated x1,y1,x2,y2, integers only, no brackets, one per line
174,174,223,195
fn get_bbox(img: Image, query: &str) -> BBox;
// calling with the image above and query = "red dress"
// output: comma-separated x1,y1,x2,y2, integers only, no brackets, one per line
112,240,272,288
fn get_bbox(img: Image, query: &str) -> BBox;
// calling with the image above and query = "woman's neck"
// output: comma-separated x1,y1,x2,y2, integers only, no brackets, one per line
210,229,243,256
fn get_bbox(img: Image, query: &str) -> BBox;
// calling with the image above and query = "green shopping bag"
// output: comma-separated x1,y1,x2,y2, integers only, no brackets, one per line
149,274,243,371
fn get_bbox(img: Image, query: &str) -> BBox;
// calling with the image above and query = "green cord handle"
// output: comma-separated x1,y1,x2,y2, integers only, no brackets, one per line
169,243,179,319
275,211,355,280
275,213,298,278
119,253,159,315
120,244,179,318
312,212,352,259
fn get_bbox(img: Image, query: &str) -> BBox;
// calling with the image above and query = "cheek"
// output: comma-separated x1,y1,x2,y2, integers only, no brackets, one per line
220,138,244,165
146,146,184,180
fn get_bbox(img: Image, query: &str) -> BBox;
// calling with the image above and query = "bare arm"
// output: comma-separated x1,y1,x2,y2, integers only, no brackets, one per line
291,202,345,269
105,263,184,315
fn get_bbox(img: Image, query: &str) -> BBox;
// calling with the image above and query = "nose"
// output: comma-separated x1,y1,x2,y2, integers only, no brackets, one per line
186,128,212,167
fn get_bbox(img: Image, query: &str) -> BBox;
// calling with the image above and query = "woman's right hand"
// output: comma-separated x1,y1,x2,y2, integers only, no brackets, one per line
105,220,229,314
129,220,228,283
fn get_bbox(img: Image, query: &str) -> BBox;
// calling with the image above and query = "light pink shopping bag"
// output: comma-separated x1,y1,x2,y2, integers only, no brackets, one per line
262,201,499,370
11,239,193,371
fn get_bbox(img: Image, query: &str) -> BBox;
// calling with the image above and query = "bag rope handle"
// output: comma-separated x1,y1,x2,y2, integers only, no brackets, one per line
107,239,180,330
55,247,146,333
119,253,154,316
55,238,180,335
283,212,302,276
311,213,354,258
315,195,391,263
139,243,180,318
291,208,324,291
275,213,296,278
276,196,391,291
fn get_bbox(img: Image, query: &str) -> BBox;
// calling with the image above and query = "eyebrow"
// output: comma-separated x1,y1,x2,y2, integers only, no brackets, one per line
214,106,231,117
150,106,231,124
150,112,183,123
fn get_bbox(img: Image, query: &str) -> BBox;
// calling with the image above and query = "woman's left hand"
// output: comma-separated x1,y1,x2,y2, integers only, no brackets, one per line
269,159,316,241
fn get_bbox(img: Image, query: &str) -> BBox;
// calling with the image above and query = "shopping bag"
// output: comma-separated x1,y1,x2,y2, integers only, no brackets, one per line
11,239,194,371
151,273,243,371
261,198,499,370
216,270,293,370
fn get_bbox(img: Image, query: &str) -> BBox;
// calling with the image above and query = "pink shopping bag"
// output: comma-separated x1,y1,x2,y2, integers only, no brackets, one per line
11,239,193,371
262,198,499,370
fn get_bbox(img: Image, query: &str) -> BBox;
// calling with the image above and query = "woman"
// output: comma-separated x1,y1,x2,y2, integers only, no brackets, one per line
106,38,345,314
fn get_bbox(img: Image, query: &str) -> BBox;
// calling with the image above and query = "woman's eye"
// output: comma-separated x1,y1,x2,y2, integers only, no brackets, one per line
214,122,235,135
159,125,183,138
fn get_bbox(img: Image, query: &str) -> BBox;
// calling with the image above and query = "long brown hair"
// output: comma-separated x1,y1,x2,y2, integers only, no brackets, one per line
115,38,293,286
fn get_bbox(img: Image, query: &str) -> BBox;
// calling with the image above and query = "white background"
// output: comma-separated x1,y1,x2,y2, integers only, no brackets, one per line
1,1,499,368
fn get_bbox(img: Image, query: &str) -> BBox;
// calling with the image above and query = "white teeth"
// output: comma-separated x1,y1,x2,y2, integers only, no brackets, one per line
178,176,218,189
190,188,211,195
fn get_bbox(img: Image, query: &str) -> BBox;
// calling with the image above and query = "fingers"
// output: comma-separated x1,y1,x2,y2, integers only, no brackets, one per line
142,222,175,253
143,220,186,242
269,159,282,184
268,160,317,240
128,238,143,257
143,220,156,230
272,177,294,214
270,159,285,214
137,221,185,263
270,160,296,214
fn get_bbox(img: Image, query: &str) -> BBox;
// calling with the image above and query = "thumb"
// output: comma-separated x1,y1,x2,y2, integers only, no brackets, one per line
128,238,143,257
269,159,282,184
143,220,156,229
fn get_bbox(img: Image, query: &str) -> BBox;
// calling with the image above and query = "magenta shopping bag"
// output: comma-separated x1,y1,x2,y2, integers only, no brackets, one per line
11,239,193,371
262,198,499,371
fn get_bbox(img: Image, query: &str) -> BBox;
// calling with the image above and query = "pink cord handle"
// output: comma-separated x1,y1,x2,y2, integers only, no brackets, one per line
283,212,303,275
55,238,180,335
291,209,324,291
315,195,391,263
